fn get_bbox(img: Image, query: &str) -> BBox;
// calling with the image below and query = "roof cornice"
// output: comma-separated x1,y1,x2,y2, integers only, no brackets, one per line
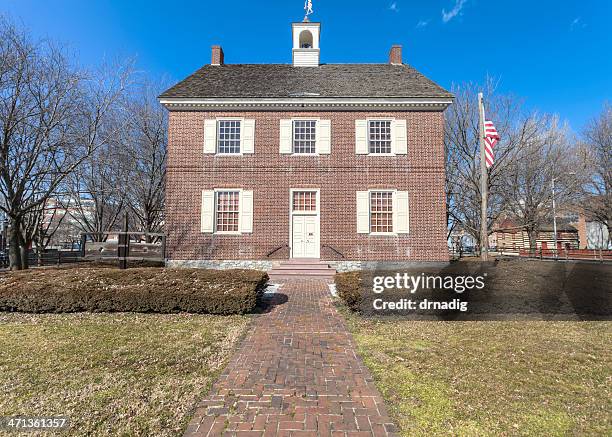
158,97,453,112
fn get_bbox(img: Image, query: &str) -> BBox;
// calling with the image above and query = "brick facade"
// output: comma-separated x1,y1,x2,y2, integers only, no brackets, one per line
165,110,449,263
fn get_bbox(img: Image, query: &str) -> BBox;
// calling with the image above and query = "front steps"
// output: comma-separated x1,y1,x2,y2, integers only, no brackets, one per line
268,259,336,280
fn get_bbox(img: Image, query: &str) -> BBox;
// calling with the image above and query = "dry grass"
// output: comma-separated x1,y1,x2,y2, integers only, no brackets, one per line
0,312,250,435
345,315,612,436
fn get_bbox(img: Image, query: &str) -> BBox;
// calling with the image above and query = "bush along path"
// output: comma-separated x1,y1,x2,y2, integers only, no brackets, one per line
0,268,268,314
184,278,399,437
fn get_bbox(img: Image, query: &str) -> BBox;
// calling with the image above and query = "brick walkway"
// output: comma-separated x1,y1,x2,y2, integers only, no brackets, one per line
184,278,398,437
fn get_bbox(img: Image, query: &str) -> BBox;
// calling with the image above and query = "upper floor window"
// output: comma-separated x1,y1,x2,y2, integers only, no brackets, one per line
370,191,394,233
215,191,240,232
217,120,241,154
368,120,392,154
293,120,317,154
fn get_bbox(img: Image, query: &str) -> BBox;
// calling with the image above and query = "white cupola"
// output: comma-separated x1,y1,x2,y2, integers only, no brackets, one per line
292,22,320,67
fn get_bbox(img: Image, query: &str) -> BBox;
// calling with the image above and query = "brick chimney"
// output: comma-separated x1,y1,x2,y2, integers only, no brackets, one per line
211,45,224,66
389,45,402,65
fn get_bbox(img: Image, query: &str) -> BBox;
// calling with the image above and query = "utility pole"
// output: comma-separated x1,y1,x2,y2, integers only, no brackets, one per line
478,93,489,261
551,177,558,257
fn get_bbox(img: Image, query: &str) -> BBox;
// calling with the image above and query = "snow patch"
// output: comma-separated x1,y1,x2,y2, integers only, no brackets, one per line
328,283,338,297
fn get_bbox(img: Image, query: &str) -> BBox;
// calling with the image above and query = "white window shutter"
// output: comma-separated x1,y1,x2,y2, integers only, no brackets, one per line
201,190,215,233
203,120,217,154
392,119,408,155
394,191,410,234
356,191,370,233
242,119,255,154
240,190,254,233
355,120,368,154
316,119,331,154
279,119,292,154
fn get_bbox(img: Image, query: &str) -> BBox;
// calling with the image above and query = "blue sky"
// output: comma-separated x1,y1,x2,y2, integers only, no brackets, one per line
2,0,610,131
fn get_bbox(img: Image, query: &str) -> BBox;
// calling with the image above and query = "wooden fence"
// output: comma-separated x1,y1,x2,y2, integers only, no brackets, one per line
81,232,166,268
518,248,612,262
0,249,84,268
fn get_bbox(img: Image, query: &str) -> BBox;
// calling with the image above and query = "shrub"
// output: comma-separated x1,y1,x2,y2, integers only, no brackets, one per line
0,268,268,315
335,271,363,311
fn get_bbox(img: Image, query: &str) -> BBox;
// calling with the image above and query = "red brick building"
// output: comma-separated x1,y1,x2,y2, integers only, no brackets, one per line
159,19,453,271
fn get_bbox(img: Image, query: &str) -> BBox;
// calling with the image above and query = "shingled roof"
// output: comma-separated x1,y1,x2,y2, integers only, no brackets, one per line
159,64,452,99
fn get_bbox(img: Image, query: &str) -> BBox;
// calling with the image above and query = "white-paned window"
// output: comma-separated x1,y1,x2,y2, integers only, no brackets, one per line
217,120,241,154
215,191,240,232
370,191,393,233
292,191,317,212
368,120,392,154
293,120,317,154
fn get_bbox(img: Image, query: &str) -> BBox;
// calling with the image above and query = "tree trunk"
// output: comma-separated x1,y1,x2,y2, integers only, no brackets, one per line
8,218,22,271
19,233,30,270
527,229,538,253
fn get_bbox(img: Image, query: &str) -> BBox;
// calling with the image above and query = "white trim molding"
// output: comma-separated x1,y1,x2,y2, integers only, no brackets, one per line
289,188,321,259
159,97,453,112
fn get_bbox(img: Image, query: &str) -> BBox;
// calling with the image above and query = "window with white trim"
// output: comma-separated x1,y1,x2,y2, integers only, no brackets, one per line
293,120,317,154
368,120,392,154
217,120,241,154
370,191,393,233
292,191,317,212
215,191,240,232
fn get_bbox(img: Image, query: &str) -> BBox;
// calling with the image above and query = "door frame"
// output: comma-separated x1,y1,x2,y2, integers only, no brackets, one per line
289,188,320,258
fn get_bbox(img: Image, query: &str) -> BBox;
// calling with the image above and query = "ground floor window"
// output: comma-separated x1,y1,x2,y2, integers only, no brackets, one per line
215,191,240,232
370,191,393,233
292,191,317,212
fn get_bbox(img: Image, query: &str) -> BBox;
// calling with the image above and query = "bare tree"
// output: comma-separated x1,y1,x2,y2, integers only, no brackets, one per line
445,79,526,250
121,81,167,237
580,103,612,246
64,134,130,241
0,18,130,269
499,115,580,248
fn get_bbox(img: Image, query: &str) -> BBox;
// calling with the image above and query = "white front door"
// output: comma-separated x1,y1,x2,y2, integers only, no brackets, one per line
292,215,319,258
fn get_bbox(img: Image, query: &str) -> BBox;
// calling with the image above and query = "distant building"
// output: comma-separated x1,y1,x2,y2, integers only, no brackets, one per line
41,197,95,248
585,221,611,249
490,218,579,252
448,226,477,253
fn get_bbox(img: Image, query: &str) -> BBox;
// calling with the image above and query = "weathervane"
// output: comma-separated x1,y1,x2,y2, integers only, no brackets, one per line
304,0,313,21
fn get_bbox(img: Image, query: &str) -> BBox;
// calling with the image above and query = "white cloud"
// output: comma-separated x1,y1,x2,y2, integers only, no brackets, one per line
389,1,399,12
570,17,586,31
416,19,430,29
442,0,467,23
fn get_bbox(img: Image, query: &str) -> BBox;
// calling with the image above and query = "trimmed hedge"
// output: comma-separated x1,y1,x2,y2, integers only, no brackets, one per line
335,271,363,311
0,268,268,315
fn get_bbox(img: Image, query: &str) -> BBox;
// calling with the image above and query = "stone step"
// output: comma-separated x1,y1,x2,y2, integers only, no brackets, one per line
278,258,330,265
268,273,336,280
270,268,335,275
268,258,336,279
275,263,332,270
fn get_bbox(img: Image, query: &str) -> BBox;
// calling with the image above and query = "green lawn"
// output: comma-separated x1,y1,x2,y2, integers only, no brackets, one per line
0,312,249,436
345,316,611,436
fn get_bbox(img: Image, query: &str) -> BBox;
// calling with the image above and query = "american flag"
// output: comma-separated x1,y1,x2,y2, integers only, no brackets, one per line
484,120,500,168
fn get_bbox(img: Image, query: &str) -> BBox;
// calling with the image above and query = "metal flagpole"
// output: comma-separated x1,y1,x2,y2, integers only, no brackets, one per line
478,93,489,261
